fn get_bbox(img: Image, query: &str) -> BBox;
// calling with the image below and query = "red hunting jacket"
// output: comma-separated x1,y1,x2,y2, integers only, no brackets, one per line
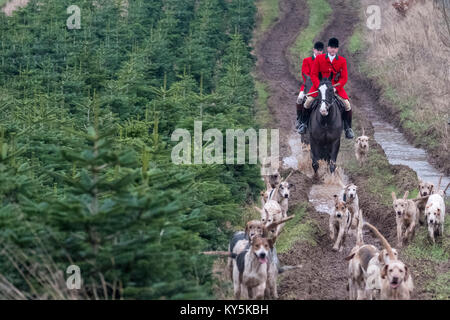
300,55,315,92
308,53,348,100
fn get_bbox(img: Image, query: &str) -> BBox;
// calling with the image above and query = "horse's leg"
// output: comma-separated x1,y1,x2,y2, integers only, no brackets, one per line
324,144,333,173
310,143,320,174
329,139,341,174
329,160,336,174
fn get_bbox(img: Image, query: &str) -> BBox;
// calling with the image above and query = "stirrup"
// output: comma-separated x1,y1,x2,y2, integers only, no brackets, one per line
298,123,307,134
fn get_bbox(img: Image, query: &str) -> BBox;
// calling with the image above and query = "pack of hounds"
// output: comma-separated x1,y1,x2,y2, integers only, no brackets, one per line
205,130,448,300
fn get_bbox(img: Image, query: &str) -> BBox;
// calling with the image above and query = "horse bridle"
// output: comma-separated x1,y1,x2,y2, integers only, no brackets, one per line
319,85,333,110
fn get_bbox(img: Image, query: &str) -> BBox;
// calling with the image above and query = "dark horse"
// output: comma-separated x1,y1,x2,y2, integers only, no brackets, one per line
308,73,344,175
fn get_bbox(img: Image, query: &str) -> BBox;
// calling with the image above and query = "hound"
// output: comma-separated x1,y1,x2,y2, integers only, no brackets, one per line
364,222,414,300
263,215,296,299
345,209,379,300
329,194,352,251
340,183,360,231
365,246,399,300
233,236,272,299
261,171,294,217
277,171,294,218
416,180,435,225
233,215,295,300
227,220,265,280
391,191,419,247
266,216,298,299
425,193,446,244
255,200,283,237
354,128,369,166
260,183,278,208
262,165,281,190
260,157,281,186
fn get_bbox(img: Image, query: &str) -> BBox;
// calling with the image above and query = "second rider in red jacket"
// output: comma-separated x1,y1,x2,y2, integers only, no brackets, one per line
298,37,354,139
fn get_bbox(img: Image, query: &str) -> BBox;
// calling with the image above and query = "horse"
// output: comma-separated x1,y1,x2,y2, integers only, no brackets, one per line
308,73,344,175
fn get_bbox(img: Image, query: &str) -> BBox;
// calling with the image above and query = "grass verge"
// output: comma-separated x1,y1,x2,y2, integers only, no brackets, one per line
254,0,280,39
276,204,316,254
254,80,272,128
348,27,362,54
289,0,332,74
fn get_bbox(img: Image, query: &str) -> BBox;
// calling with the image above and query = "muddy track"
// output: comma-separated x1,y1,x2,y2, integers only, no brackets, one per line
255,0,428,299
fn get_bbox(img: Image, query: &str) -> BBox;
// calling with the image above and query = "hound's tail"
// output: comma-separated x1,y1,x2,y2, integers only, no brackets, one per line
363,222,395,260
282,170,294,183
443,182,450,195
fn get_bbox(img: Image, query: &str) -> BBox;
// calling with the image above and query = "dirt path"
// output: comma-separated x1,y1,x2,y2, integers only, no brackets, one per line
255,0,428,299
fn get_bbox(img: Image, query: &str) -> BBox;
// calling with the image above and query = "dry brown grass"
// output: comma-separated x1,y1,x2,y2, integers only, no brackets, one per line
0,245,90,300
361,0,450,162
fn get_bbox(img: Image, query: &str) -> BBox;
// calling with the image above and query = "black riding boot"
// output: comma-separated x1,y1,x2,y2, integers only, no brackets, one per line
298,107,311,134
343,110,354,139
295,103,303,130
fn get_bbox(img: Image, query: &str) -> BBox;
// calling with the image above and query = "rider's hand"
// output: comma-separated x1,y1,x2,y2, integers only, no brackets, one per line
297,91,305,104
333,87,337,93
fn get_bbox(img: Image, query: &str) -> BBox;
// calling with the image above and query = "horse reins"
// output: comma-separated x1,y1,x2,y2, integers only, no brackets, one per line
306,82,340,97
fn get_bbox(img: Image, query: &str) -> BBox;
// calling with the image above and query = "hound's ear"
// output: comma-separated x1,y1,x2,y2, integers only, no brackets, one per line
430,184,434,193
403,191,409,200
268,238,274,249
404,265,409,281
378,252,384,264
356,137,361,142
391,191,397,201
333,194,339,204
345,253,355,261
245,222,250,235
381,265,389,279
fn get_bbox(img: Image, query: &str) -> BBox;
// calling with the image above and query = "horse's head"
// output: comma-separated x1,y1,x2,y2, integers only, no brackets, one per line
317,73,335,116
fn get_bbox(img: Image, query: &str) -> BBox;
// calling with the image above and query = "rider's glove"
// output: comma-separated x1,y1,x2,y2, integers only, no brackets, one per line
297,91,305,104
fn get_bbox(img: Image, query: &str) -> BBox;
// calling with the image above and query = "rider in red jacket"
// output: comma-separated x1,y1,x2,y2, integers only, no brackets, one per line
296,42,324,129
298,38,354,139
